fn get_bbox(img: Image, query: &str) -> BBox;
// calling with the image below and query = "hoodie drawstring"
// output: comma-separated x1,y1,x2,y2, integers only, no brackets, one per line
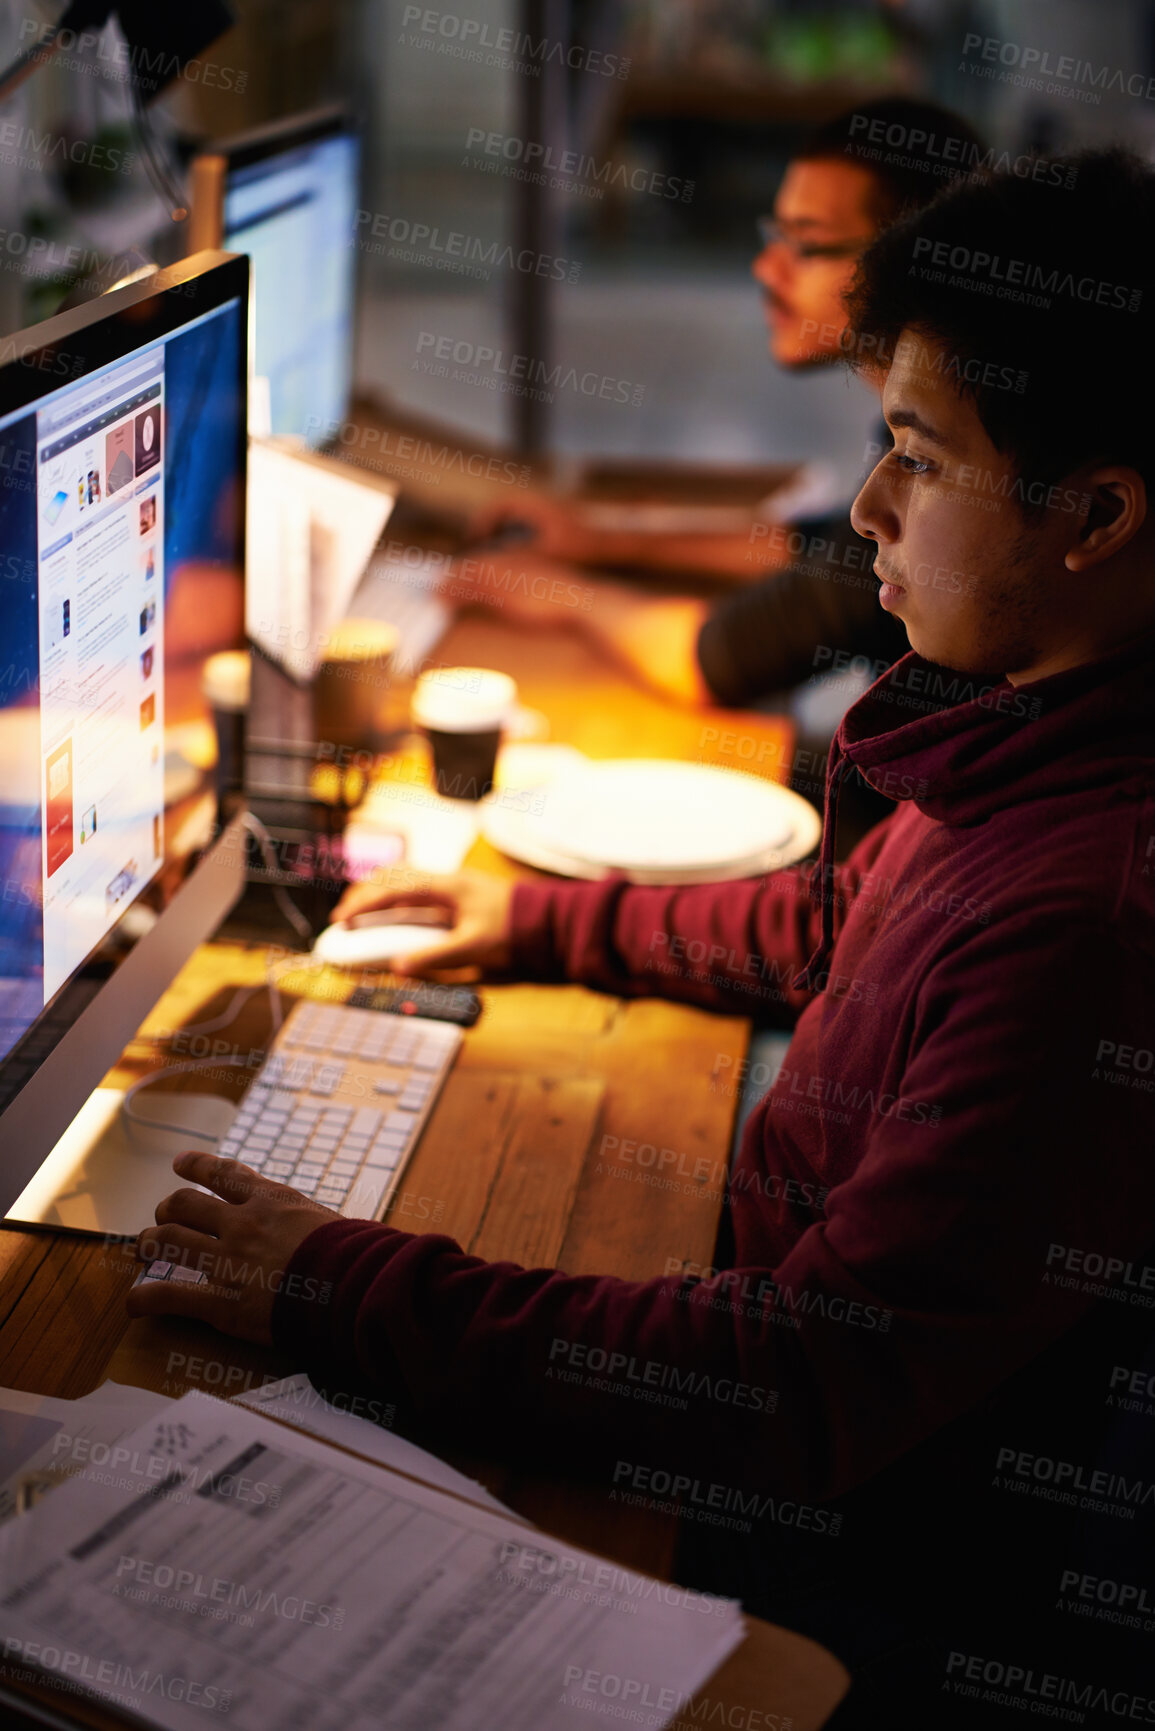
792,741,854,995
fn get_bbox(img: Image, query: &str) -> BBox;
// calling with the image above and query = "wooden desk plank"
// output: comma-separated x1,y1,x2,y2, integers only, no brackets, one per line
0,1230,57,1339
468,1075,603,1268
676,1624,849,1731
0,1237,136,1399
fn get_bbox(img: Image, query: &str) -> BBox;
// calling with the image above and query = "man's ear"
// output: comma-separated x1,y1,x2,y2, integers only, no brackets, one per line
1064,467,1147,571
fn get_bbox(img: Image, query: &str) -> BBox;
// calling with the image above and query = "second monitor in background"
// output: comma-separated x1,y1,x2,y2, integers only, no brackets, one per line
189,106,359,446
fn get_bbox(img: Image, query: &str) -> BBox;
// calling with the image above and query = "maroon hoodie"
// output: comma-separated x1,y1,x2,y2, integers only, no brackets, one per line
274,638,1155,1508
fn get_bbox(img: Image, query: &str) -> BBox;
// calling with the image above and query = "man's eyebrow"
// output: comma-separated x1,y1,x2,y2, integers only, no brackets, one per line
774,213,839,233
886,407,952,448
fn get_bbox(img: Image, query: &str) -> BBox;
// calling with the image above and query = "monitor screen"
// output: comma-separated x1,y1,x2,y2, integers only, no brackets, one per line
0,255,248,1129
221,118,358,445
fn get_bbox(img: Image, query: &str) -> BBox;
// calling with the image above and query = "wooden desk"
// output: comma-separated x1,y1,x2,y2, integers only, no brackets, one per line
0,626,847,1730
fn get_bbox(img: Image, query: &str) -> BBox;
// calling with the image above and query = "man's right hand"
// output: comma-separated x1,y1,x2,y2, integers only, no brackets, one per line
329,869,517,977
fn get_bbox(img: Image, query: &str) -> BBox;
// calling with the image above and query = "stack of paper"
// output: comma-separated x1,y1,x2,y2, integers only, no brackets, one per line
0,1388,745,1731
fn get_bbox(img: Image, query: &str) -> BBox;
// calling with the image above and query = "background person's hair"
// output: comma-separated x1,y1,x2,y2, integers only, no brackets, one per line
796,97,988,224
845,147,1155,496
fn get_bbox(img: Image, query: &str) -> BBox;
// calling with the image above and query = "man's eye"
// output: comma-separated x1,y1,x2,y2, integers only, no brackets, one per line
893,452,933,475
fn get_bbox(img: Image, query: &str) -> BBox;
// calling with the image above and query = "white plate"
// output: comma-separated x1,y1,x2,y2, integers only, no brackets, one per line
534,758,799,874
481,768,821,885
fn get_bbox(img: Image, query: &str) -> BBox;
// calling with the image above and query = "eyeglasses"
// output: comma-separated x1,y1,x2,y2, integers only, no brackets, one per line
755,216,873,262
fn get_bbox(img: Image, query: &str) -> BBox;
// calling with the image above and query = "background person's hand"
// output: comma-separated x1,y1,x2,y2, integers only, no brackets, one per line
330,868,517,976
440,549,597,630
467,491,598,563
128,1154,338,1344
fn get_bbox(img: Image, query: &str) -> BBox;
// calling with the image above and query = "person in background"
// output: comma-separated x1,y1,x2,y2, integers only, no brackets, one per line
460,96,987,708
133,149,1155,1726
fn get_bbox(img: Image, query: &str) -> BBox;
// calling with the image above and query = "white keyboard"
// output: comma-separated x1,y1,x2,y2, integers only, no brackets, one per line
217,999,461,1219
349,555,451,675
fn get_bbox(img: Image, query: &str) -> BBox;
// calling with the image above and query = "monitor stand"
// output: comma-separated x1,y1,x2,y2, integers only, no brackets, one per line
5,1088,236,1238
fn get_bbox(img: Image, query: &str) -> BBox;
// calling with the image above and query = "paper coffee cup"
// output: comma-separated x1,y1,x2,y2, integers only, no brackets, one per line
314,619,399,752
412,667,517,800
202,651,251,813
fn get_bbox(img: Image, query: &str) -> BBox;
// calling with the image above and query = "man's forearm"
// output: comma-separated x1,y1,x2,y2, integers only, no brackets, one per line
580,580,713,704
576,527,785,582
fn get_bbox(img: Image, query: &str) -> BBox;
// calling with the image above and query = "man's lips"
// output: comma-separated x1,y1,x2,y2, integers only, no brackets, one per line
876,568,905,610
875,568,904,590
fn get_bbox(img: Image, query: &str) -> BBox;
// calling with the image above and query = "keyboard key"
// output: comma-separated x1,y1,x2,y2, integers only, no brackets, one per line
373,1078,401,1094
364,1146,400,1169
295,1163,325,1180
385,1112,416,1133
293,1178,319,1196
315,1187,346,1208
351,1107,384,1137
243,1137,275,1153
170,1264,207,1284
264,1160,294,1179
341,1185,383,1219
311,1063,345,1096
218,1139,242,1157
329,1161,359,1180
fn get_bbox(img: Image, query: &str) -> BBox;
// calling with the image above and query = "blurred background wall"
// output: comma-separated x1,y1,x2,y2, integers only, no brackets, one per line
2,0,1152,471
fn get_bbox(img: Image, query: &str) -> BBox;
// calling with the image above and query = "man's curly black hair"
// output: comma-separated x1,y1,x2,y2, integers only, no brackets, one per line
845,147,1155,496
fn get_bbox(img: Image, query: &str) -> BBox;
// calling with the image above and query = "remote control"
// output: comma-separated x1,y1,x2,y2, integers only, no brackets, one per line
347,982,482,1027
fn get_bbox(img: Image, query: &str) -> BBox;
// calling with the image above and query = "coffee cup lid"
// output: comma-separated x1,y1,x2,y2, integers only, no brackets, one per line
321,618,400,663
411,666,517,733
201,650,251,712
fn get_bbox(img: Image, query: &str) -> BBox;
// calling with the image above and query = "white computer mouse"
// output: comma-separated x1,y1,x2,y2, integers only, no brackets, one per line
312,916,452,970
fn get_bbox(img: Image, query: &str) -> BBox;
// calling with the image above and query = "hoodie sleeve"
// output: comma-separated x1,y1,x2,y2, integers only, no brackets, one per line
507,820,891,1021
271,920,1154,1508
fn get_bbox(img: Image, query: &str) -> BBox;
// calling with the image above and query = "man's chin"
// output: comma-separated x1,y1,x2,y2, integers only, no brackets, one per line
901,628,1005,681
771,341,836,372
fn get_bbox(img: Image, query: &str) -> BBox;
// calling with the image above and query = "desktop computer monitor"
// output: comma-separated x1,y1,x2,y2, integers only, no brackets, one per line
189,106,359,447
0,251,251,1223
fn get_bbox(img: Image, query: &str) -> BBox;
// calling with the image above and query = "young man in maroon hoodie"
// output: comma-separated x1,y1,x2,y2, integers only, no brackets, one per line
133,152,1155,1725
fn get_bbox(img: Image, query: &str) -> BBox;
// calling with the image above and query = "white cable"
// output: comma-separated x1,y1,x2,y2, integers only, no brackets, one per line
119,817,330,1147
176,983,266,1040
121,1058,255,1141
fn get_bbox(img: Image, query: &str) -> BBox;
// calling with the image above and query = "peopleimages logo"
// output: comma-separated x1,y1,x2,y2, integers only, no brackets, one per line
847,110,1075,187
355,211,580,282
910,236,1141,312
463,128,692,201
961,31,1155,105
414,331,644,406
400,7,630,79
945,1651,1155,1721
